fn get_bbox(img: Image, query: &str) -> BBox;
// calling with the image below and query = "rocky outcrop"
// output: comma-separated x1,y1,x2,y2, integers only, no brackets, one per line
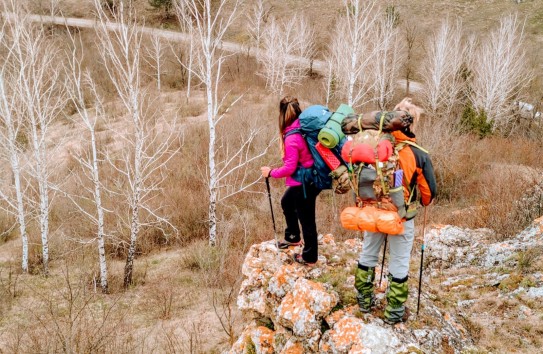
426,216,543,276
422,217,543,353
231,235,473,354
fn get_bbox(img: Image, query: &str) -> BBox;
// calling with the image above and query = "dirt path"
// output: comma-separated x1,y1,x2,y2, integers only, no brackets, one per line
3,11,424,93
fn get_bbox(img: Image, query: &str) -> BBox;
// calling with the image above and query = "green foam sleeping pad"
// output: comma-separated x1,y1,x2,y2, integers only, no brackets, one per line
318,103,354,148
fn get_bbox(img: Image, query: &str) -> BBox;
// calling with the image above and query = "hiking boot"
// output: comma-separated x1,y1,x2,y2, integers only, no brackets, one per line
384,306,410,325
354,264,375,313
293,253,316,267
277,240,303,249
384,275,409,324
278,232,302,249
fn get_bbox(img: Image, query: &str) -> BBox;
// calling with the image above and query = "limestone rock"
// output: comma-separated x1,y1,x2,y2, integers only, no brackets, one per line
426,217,543,270
232,234,473,353
276,278,338,337
230,323,275,354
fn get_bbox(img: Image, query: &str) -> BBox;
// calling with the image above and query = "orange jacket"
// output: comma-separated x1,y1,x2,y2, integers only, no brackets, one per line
392,130,437,207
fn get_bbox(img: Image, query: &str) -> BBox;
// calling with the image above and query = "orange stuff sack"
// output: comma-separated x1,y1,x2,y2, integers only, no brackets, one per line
341,140,393,164
340,206,379,232
356,206,378,232
340,207,361,231
375,210,404,235
341,141,373,163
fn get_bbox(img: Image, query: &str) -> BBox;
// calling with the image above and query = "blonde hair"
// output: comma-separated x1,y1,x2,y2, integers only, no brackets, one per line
394,97,423,132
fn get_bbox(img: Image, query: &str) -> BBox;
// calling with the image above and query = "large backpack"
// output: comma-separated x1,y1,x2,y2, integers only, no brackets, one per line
286,105,350,193
339,111,423,235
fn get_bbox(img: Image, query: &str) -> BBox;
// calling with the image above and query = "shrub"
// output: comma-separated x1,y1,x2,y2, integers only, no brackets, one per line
148,0,174,19
461,105,493,138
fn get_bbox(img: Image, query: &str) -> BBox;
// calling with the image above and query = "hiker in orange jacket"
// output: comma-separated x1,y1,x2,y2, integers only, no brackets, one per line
261,96,321,266
355,98,437,324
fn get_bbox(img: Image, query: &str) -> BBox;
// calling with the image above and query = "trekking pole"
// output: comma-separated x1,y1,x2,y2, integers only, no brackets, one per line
378,235,388,288
416,206,429,318
265,178,281,262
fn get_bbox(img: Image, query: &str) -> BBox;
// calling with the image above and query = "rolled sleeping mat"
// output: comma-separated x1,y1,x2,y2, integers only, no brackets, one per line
341,111,414,135
318,103,354,148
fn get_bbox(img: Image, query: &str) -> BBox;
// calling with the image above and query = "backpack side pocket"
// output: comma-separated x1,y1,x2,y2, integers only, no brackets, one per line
357,165,377,200
389,186,406,219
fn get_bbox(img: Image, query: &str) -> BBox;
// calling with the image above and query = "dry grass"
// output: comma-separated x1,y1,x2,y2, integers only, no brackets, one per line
0,245,238,353
1,1,543,353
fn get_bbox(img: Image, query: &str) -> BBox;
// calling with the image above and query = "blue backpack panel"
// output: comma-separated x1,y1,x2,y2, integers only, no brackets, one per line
288,105,346,190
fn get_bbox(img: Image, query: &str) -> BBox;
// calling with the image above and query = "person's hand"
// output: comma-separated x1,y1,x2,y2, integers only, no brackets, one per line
261,166,272,178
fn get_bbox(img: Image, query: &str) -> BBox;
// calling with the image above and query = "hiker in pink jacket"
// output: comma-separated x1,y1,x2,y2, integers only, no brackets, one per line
261,96,321,266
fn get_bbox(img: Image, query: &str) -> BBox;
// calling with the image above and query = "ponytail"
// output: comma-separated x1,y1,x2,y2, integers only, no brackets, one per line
278,96,301,156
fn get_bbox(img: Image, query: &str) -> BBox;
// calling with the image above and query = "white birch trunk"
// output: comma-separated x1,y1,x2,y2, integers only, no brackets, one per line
0,76,29,272
187,30,193,98
324,59,333,106
90,126,109,292
124,94,144,285
31,121,50,275
65,33,111,291
204,8,218,245
13,150,28,272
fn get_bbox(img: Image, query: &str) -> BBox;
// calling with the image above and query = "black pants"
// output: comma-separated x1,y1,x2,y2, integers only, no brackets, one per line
281,184,321,263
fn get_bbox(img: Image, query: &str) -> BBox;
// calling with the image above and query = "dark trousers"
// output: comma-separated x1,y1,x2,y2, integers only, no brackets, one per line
281,184,321,263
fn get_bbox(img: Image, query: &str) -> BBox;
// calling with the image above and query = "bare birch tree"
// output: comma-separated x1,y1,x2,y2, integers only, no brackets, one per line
1,1,66,275
369,12,403,109
328,0,379,108
93,0,179,287
468,14,532,130
258,14,315,95
145,32,166,92
0,50,30,272
246,0,270,51
64,34,110,293
177,0,272,246
173,0,195,98
323,57,335,106
419,18,465,118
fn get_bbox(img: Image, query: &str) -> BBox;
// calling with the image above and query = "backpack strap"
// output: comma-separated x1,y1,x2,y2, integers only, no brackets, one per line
395,140,429,154
284,128,302,139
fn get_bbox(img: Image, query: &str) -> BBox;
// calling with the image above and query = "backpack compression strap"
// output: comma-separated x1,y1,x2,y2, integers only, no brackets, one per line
376,112,388,196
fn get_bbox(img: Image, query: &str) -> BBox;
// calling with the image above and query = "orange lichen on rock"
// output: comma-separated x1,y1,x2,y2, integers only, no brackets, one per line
326,317,365,351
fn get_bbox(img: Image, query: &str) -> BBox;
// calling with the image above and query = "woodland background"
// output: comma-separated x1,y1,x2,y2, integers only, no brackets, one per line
0,0,542,352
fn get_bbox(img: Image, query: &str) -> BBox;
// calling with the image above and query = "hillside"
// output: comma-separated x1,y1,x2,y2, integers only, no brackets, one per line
0,0,542,353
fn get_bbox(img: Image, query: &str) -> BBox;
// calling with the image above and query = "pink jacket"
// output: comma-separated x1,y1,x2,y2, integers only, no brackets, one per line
270,119,314,186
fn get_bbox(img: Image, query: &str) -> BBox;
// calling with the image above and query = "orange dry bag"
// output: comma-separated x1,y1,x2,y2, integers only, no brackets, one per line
375,210,404,235
340,206,380,232
356,206,378,232
340,207,360,231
